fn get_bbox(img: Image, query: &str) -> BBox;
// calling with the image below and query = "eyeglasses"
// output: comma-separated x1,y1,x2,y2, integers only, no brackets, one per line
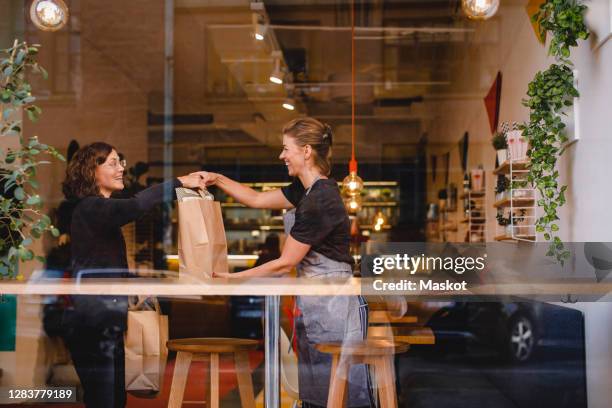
104,159,127,169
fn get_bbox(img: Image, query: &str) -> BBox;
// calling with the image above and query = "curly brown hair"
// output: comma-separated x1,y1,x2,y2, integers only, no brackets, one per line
62,142,116,199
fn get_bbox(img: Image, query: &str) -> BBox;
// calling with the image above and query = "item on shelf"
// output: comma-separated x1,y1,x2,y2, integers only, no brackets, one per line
462,174,470,216
426,203,439,220
491,131,508,165
495,174,510,194
438,189,448,211
495,175,510,202
470,166,485,191
507,129,528,160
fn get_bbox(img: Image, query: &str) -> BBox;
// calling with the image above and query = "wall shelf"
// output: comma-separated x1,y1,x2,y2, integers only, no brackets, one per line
493,160,530,175
493,197,535,208
494,234,536,242
494,157,537,243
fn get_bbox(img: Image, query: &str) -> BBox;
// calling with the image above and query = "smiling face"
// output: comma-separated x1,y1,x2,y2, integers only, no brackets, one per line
279,134,308,177
95,149,125,197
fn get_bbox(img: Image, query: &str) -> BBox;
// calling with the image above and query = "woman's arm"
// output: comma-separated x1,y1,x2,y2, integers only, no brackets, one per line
197,172,293,209
85,174,204,228
216,236,310,278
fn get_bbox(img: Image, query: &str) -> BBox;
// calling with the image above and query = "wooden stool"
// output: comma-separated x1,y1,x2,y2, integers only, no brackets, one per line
166,338,259,408
316,339,408,408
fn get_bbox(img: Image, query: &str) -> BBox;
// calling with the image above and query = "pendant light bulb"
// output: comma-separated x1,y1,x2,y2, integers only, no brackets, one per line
342,172,363,197
344,194,362,214
30,0,69,31
373,211,387,227
461,0,499,20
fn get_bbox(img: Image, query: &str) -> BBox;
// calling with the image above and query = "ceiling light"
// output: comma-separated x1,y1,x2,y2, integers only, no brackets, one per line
282,98,295,111
30,0,69,32
269,58,283,84
255,23,266,41
461,0,499,20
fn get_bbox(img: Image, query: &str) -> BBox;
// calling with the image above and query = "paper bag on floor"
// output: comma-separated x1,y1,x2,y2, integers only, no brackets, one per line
125,297,169,396
177,187,229,279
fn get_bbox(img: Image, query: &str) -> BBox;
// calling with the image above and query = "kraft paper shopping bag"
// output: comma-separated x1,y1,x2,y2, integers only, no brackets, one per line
125,297,168,396
177,188,229,279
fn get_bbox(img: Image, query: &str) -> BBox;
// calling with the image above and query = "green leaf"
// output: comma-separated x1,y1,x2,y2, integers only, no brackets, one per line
50,227,60,237
13,187,25,201
26,195,41,205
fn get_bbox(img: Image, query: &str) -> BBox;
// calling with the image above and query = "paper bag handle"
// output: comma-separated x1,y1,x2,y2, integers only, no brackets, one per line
198,188,214,201
128,296,162,313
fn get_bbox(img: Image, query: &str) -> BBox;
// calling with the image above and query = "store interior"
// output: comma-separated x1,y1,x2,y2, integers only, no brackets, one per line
1,0,612,407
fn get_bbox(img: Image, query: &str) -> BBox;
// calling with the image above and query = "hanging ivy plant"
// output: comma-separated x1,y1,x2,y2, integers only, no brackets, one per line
519,0,589,264
1,40,65,279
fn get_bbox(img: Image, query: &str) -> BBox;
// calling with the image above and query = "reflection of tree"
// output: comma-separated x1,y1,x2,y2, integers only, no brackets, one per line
45,140,80,276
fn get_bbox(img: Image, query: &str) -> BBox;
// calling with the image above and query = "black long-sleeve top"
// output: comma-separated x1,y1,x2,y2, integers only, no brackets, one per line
70,178,181,279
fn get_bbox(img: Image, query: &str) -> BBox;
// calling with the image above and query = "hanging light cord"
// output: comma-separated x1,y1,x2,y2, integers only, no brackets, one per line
350,0,357,173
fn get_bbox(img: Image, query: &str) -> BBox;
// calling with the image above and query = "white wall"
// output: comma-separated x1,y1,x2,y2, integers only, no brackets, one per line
426,1,612,405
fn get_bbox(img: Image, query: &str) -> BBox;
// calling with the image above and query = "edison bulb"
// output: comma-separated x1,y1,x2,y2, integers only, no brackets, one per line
373,211,387,227
30,0,69,31
461,0,499,20
344,194,362,213
342,172,364,197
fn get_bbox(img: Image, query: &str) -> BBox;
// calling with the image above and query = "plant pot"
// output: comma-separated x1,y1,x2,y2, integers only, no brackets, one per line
496,149,508,164
507,130,529,161
505,225,513,237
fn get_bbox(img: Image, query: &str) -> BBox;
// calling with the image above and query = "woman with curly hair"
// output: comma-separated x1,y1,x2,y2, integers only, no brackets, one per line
61,142,203,408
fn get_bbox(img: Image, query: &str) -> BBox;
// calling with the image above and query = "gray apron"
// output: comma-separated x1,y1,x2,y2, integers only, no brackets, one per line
284,185,373,407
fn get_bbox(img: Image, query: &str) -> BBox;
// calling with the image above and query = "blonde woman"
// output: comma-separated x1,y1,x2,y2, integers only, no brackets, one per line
199,118,373,407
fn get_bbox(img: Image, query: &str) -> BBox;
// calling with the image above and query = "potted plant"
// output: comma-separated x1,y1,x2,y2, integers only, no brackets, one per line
1,40,65,278
495,175,510,202
492,131,508,164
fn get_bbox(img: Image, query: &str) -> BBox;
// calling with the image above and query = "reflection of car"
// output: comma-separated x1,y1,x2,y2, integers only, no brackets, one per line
426,301,584,363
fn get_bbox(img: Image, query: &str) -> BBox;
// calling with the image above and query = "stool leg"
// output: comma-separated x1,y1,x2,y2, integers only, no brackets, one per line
327,355,348,408
209,353,220,408
168,351,192,408
373,356,398,408
234,351,256,408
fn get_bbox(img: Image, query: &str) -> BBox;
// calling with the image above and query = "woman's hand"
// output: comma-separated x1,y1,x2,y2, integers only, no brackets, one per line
178,173,206,189
193,171,220,187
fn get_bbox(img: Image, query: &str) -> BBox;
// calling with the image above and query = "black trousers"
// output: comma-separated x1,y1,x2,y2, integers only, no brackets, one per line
63,326,126,408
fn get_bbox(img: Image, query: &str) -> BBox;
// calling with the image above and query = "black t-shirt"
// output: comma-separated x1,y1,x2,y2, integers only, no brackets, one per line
281,178,353,265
